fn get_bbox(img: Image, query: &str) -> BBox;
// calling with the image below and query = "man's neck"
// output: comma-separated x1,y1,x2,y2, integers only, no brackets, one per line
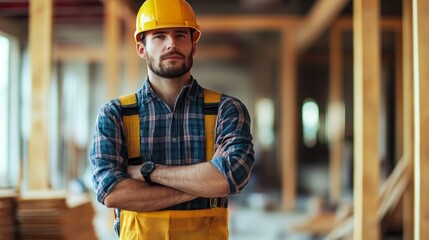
148,72,192,111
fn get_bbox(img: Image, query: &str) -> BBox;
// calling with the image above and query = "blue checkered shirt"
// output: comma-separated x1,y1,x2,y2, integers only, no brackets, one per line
90,77,254,233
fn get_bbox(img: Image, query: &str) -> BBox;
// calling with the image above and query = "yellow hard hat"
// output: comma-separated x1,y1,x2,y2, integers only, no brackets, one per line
135,0,201,43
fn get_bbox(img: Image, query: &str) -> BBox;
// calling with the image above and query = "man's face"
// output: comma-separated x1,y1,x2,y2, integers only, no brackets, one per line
138,28,196,78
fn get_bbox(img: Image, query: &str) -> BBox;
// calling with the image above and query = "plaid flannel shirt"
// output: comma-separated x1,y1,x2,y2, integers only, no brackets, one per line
90,77,254,233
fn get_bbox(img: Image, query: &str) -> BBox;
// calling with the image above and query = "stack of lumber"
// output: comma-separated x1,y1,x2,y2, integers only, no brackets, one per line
16,191,97,240
0,190,18,240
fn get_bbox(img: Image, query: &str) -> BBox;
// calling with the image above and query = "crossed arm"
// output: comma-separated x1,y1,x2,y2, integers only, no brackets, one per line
94,96,254,213
103,162,228,212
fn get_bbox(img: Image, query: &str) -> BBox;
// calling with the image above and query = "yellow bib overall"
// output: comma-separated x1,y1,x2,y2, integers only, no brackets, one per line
118,89,228,240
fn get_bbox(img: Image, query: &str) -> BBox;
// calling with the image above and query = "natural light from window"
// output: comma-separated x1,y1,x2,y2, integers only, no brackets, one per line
0,35,10,186
302,98,319,148
256,98,274,148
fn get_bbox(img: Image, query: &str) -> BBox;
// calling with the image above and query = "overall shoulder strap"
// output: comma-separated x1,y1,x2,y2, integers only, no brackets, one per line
118,93,141,165
203,89,221,162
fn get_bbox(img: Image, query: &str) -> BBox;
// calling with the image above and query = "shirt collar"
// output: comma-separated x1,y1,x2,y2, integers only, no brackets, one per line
141,76,199,104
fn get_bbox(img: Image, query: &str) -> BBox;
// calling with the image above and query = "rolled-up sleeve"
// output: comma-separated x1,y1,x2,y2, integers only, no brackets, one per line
89,101,128,204
211,96,255,195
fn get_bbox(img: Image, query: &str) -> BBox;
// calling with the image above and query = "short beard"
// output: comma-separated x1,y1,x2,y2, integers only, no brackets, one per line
147,50,193,78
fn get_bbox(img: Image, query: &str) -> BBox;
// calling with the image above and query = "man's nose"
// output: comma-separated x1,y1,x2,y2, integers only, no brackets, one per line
166,35,177,50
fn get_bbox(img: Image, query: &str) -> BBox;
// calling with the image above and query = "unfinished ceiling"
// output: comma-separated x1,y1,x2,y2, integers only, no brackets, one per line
0,0,402,57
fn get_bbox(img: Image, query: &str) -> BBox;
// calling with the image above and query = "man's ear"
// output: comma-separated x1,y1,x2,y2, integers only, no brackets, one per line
191,42,197,57
136,42,147,59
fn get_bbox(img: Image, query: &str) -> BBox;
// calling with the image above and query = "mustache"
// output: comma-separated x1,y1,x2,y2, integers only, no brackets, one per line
161,50,185,60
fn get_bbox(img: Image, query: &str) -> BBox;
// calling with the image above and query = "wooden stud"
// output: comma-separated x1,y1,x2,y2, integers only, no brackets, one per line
280,29,297,210
297,0,349,53
353,0,381,239
413,0,429,238
328,25,344,204
124,8,141,93
402,0,415,239
104,0,121,100
27,0,53,190
395,29,403,163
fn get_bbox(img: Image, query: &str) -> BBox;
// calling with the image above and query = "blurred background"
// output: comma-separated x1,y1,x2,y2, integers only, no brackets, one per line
1,0,427,239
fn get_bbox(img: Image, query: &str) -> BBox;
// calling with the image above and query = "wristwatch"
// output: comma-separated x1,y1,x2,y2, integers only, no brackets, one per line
140,161,155,184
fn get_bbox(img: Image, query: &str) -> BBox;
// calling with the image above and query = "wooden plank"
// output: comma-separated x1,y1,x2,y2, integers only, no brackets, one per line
328,25,344,204
413,0,429,238
280,29,297,210
16,194,96,240
123,7,141,93
333,17,402,31
54,45,103,61
27,0,53,190
353,0,381,239
395,29,403,162
378,158,410,218
402,0,414,239
104,0,121,100
297,0,349,53
198,16,300,32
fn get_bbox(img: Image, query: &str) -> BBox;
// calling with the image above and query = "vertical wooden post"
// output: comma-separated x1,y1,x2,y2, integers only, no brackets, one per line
280,29,297,210
27,0,53,190
328,25,344,204
104,0,121,99
124,9,141,93
402,0,414,239
353,0,381,239
413,0,429,238
395,30,403,163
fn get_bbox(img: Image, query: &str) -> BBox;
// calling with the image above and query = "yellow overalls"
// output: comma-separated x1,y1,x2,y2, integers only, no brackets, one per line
118,89,228,240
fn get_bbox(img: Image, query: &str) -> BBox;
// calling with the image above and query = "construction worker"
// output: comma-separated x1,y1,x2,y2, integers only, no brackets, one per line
89,0,254,239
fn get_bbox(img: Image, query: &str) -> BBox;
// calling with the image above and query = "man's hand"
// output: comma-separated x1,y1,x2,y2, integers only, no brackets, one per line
127,164,144,181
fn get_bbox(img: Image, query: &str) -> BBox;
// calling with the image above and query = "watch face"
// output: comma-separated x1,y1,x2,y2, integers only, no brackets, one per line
141,161,154,174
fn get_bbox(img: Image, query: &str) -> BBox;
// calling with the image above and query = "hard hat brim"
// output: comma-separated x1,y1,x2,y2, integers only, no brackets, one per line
134,25,201,43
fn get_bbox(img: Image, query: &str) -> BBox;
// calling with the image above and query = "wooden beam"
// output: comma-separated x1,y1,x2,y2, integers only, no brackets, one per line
54,45,103,62
378,158,410,219
402,0,415,239
198,16,300,32
395,29,403,163
0,17,25,40
297,0,350,53
123,7,141,93
27,0,53,190
328,24,345,204
195,45,242,60
280,28,297,210
104,0,121,100
333,17,402,31
413,0,429,238
353,0,381,239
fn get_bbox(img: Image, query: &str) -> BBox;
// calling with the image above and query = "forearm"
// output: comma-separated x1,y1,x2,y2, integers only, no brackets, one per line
103,178,197,212
128,162,229,198
152,162,229,198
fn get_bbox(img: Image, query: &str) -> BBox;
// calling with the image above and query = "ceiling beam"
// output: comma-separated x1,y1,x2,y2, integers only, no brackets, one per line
297,0,350,53
198,15,300,32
